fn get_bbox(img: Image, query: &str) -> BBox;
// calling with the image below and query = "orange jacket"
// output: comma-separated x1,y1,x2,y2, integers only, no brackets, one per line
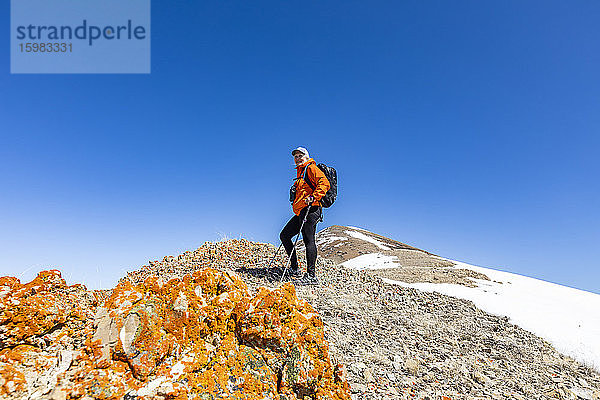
292,158,330,215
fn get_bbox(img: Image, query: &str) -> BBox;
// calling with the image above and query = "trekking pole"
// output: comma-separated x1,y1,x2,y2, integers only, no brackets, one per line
281,205,311,283
265,242,283,270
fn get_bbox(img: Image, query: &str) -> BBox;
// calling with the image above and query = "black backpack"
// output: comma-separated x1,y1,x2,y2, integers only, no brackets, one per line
304,163,337,208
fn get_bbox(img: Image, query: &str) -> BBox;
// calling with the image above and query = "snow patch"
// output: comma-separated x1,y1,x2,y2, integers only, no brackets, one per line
316,235,348,246
383,259,600,372
344,230,391,251
341,253,400,270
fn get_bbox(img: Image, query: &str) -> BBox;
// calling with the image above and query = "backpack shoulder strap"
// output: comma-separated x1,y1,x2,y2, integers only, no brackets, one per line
303,163,316,190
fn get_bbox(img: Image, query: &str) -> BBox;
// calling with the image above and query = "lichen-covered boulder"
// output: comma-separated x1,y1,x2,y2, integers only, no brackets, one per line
236,283,350,399
0,271,91,349
0,268,351,399
0,271,97,398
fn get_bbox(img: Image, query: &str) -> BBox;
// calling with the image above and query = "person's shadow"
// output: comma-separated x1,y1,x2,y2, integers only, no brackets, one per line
235,266,295,282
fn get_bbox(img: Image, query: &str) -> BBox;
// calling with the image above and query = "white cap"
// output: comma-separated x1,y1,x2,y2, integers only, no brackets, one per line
291,147,309,158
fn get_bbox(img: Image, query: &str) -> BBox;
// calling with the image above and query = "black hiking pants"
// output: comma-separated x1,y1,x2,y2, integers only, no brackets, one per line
280,206,322,277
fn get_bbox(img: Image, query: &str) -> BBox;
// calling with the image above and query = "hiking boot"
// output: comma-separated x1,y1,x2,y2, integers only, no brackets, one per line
296,273,319,286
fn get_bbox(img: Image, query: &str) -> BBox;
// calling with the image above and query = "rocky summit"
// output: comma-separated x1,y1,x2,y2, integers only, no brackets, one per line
1,228,600,400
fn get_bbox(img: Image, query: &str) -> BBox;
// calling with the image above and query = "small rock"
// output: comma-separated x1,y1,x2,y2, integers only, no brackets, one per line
405,358,420,375
367,352,391,365
351,382,367,393
472,370,489,385
352,361,367,371
363,367,375,383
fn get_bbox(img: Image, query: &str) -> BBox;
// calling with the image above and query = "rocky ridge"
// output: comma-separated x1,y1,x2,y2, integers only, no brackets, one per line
308,226,489,287
1,230,600,400
121,236,600,400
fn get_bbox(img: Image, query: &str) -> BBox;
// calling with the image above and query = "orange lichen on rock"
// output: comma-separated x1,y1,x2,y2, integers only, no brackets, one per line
236,283,350,399
0,270,93,348
1,268,350,399
0,363,26,396
0,271,99,399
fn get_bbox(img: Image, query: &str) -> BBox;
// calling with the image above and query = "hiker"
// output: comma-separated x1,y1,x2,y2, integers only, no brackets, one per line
279,147,330,285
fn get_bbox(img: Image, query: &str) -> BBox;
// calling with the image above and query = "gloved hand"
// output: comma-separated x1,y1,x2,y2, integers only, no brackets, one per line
304,195,315,205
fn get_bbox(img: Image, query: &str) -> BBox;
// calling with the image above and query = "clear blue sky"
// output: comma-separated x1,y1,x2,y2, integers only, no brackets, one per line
1,1,599,293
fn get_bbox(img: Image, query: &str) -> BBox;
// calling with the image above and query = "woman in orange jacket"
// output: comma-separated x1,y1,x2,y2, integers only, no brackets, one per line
279,147,330,285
